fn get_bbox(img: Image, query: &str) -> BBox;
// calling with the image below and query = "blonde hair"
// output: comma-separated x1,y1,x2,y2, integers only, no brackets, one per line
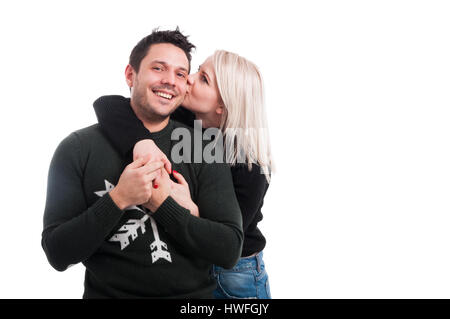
212,50,274,182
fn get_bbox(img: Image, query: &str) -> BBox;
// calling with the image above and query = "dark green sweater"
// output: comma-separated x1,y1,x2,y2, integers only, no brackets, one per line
42,104,243,298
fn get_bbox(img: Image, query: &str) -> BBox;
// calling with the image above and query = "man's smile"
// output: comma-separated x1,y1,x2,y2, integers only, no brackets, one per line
152,89,176,100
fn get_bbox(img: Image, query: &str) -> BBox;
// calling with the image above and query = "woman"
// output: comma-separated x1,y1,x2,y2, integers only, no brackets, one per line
94,50,273,299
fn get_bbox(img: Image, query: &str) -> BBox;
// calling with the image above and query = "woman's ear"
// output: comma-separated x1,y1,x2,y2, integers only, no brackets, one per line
216,105,224,115
125,64,135,88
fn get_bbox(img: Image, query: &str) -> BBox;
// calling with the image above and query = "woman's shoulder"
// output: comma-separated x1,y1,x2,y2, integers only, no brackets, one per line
231,162,269,186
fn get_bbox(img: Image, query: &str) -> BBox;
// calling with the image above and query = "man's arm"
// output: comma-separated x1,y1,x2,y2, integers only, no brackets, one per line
42,133,162,271
42,133,125,271
150,162,243,269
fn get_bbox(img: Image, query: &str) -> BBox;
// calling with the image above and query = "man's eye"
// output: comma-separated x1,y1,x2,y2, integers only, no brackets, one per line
153,67,162,71
177,73,186,78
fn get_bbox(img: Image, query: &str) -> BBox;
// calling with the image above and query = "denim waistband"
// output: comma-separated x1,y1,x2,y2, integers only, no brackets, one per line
214,251,264,273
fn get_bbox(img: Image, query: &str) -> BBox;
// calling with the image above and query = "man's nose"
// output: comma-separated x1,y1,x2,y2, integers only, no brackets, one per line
161,71,176,86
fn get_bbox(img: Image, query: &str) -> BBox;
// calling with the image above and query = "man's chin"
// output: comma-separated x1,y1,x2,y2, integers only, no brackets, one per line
135,105,171,123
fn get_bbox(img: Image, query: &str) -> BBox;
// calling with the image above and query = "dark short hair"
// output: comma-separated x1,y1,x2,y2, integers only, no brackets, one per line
129,27,196,73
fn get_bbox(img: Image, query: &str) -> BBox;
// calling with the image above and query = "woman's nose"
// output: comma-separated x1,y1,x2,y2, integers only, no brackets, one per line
187,74,195,86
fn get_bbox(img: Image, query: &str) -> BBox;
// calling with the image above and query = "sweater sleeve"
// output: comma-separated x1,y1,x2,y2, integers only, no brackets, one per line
41,133,124,271
93,95,149,154
232,164,269,232
151,162,243,269
93,95,195,154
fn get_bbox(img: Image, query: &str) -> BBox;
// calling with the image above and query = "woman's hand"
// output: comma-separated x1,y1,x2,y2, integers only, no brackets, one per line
142,167,171,213
170,170,199,217
142,167,199,217
133,139,172,175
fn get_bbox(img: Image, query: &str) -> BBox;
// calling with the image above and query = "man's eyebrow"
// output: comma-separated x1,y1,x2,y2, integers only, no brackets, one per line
153,60,188,73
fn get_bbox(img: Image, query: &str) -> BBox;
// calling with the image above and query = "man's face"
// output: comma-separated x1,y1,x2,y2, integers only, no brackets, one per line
126,43,189,123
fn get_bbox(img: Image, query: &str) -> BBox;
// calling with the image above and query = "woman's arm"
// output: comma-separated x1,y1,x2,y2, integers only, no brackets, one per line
142,162,243,269
93,95,149,155
232,164,270,232
93,95,195,155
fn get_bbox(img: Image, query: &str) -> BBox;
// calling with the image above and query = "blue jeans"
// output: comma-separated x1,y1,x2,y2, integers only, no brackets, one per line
212,251,271,299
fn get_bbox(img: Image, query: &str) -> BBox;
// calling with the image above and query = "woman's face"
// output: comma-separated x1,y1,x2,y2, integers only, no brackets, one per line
182,56,223,128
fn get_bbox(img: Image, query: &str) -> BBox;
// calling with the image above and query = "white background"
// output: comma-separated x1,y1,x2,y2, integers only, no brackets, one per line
0,0,449,298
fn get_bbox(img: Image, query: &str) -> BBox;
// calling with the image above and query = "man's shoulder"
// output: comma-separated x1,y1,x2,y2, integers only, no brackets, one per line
56,124,102,148
72,123,103,139
54,123,119,168
72,123,115,152
58,123,111,156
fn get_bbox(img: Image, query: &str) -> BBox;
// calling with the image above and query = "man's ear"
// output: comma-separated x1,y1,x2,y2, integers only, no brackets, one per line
125,64,135,88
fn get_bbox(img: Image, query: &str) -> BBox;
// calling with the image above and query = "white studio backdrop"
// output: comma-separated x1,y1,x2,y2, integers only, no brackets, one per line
0,0,449,298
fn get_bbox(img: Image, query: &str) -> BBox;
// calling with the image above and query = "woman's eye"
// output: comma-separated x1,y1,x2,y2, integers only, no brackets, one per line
201,75,208,84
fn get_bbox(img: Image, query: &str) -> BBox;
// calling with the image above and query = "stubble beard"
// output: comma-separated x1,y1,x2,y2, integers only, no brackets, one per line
131,86,171,124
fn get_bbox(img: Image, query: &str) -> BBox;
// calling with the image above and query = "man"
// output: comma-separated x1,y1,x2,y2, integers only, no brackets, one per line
42,28,243,298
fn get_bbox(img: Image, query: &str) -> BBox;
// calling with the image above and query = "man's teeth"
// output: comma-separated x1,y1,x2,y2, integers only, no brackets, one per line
155,91,173,99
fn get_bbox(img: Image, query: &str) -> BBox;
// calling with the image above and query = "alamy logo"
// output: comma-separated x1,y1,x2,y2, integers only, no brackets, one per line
171,120,266,167
94,180,172,263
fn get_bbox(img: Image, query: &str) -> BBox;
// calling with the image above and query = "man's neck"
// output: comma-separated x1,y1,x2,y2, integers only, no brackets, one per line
141,117,170,133
130,100,170,133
